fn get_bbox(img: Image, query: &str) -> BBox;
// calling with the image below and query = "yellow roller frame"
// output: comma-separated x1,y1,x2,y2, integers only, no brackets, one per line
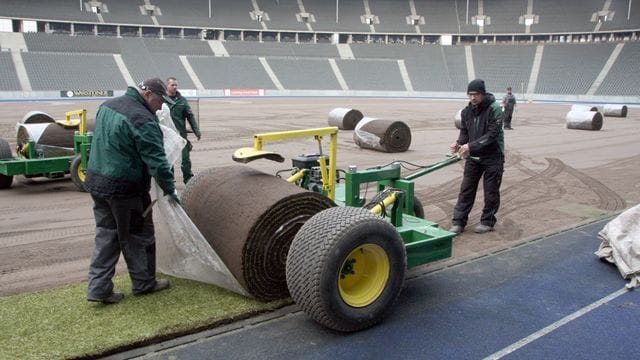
238,127,338,200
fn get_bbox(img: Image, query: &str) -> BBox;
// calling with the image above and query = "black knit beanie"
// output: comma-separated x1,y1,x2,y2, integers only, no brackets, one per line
467,79,486,94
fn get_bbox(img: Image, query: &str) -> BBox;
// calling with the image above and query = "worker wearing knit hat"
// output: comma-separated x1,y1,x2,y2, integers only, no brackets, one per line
449,79,505,235
467,79,486,94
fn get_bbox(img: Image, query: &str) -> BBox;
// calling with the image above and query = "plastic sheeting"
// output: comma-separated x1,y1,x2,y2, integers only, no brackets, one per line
570,104,598,112
595,204,640,289
153,104,250,296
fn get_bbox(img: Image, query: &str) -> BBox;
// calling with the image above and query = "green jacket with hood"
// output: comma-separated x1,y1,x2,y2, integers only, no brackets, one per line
168,91,200,139
85,87,176,198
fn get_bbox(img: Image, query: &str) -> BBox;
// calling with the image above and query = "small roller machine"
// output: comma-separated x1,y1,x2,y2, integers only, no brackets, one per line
0,109,92,191
183,126,465,332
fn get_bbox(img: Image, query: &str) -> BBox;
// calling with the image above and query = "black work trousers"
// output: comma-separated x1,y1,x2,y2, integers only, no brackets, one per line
452,156,504,228
87,192,157,299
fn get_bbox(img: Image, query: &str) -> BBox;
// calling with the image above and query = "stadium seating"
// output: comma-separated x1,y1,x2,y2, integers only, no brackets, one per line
596,42,640,96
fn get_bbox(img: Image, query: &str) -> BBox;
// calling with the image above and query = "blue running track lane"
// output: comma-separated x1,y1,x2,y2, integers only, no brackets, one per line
115,219,639,360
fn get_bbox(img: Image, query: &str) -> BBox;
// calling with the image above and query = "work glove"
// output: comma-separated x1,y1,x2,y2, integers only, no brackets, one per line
167,190,182,206
195,131,202,141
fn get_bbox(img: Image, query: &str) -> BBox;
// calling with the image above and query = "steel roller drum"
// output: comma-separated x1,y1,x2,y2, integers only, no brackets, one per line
353,117,412,153
181,165,335,300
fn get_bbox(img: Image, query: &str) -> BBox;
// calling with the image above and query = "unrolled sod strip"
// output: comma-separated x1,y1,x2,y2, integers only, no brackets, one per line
182,165,335,300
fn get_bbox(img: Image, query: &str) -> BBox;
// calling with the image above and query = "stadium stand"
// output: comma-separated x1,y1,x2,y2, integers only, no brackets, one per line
482,1,528,34
0,52,22,91
21,52,126,91
268,58,341,90
305,0,371,33
336,59,406,91
0,0,98,22
23,33,121,54
472,44,536,94
535,43,615,94
367,0,415,34
187,56,276,90
257,0,309,32
402,46,456,92
534,0,603,33
600,0,640,31
0,1,638,101
224,41,339,58
414,0,463,34
596,42,640,96
99,0,154,26
142,38,213,55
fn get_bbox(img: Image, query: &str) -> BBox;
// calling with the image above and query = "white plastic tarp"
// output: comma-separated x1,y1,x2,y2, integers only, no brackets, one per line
595,204,640,289
152,104,249,296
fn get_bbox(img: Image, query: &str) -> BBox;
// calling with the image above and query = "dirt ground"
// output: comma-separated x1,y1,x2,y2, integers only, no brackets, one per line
0,97,638,297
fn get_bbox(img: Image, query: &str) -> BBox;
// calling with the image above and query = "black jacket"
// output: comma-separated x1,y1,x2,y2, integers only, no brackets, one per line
457,93,505,159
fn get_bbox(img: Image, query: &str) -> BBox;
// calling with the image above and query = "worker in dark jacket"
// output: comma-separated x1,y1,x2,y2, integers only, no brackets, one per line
501,86,516,129
449,79,505,235
166,77,201,184
85,78,180,304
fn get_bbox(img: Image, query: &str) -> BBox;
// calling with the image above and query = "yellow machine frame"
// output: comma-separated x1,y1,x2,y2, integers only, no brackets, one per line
233,127,338,200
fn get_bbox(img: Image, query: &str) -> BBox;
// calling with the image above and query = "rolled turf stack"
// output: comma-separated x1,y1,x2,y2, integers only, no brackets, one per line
565,110,604,131
181,165,335,301
353,117,412,153
327,107,364,130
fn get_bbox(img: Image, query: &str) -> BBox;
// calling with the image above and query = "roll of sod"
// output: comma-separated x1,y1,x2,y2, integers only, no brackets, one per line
353,118,412,153
16,123,77,158
570,104,598,112
327,108,364,130
603,104,628,118
565,111,603,131
181,165,335,300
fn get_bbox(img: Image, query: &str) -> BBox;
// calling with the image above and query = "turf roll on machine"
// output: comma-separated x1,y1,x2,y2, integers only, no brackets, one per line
177,126,469,332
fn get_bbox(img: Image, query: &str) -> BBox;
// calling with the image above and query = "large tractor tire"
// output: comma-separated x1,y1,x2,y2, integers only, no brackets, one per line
0,138,14,189
286,206,406,332
69,155,87,192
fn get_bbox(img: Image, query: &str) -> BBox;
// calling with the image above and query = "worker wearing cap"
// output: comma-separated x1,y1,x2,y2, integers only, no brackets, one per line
449,79,505,235
84,78,180,304
166,77,201,184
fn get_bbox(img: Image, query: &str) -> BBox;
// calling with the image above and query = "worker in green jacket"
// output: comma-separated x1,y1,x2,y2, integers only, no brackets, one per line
85,78,179,304
166,77,201,184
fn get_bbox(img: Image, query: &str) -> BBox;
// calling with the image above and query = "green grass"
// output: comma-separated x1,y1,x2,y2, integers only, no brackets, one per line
0,275,289,359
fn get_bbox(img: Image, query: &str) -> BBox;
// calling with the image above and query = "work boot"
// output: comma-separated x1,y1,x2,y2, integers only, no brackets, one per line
151,279,170,293
474,224,494,234
449,224,465,234
87,292,124,304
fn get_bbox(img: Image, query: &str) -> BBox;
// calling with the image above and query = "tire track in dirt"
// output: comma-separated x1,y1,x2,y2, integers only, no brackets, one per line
0,224,94,247
562,162,627,211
